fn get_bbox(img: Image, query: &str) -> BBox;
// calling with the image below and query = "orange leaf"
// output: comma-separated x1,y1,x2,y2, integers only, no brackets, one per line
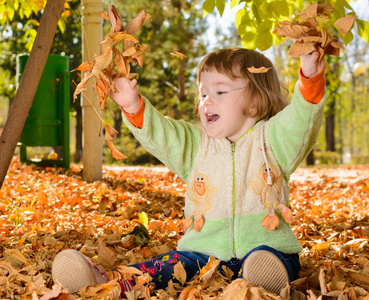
106,140,127,160
72,61,95,72
247,66,272,73
170,52,187,60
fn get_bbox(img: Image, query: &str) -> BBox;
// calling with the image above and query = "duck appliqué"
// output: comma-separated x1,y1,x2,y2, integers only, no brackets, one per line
250,163,293,230
184,173,218,232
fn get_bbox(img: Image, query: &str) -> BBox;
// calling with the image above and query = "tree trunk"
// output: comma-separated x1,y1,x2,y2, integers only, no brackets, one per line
325,112,335,152
0,0,65,189
114,112,122,139
306,150,315,166
178,58,186,102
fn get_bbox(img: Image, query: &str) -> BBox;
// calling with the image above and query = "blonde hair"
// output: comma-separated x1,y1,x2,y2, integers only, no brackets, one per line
193,48,289,121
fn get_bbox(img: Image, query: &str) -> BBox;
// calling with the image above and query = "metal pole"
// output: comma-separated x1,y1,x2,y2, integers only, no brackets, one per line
81,0,103,182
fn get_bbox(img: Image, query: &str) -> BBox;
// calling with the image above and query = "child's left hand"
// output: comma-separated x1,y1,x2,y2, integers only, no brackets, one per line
300,51,325,78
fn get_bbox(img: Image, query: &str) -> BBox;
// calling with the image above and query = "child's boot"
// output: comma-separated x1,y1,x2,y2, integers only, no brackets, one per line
242,250,289,295
52,249,108,293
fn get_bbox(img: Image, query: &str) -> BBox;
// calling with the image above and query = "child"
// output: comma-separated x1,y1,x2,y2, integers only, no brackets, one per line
52,48,326,296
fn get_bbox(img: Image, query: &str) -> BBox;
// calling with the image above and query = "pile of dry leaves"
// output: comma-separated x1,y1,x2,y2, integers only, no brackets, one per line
0,158,369,299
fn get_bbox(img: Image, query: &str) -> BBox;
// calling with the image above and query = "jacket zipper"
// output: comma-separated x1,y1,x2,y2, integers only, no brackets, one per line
231,143,236,256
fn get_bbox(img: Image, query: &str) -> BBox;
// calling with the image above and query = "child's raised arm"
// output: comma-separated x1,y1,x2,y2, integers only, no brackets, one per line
108,77,141,114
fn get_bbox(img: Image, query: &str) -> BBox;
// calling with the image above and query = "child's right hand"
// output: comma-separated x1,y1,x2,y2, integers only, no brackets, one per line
109,76,140,114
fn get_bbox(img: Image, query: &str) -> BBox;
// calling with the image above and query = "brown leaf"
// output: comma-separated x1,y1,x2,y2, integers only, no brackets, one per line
287,41,317,57
112,32,139,44
297,3,319,20
92,39,114,76
247,66,272,73
174,262,187,285
273,22,311,39
131,44,149,67
98,239,120,269
197,256,220,287
335,14,357,36
125,10,151,36
107,4,123,33
105,123,119,141
113,47,130,78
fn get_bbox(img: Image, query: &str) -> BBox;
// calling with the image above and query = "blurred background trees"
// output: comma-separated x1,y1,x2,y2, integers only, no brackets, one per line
0,0,368,167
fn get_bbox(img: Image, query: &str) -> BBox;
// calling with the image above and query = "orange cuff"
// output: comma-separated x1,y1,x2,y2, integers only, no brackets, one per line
298,66,326,104
121,94,145,129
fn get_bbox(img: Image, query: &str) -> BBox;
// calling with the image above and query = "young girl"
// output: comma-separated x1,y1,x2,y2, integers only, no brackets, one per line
52,48,326,296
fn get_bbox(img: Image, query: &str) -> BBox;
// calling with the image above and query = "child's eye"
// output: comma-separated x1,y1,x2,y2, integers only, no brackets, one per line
200,94,207,99
216,91,226,95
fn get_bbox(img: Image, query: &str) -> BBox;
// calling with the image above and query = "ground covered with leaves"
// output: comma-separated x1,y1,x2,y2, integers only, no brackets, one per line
1,158,369,299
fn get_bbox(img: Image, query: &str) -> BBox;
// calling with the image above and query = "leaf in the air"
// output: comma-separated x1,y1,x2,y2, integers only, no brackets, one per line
106,140,127,160
125,10,151,36
247,66,272,73
72,61,95,72
335,14,357,36
170,52,187,60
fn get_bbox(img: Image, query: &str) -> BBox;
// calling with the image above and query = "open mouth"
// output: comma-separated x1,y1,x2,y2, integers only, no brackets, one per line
206,113,219,122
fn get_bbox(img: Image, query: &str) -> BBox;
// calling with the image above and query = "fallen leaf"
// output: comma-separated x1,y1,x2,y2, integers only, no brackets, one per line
174,261,187,285
98,239,121,269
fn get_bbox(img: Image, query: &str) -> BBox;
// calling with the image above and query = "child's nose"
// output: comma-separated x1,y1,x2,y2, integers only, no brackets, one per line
203,96,214,106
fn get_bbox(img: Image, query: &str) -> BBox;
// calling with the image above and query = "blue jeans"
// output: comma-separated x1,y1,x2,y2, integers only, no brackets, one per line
128,245,300,290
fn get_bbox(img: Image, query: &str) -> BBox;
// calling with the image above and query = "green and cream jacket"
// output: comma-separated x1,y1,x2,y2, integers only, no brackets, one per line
123,81,326,261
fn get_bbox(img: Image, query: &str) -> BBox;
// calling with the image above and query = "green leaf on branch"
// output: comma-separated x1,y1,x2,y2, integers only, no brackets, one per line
356,19,369,44
216,0,225,17
202,0,215,18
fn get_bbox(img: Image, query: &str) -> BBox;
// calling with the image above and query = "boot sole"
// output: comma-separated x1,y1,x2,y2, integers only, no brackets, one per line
243,250,289,294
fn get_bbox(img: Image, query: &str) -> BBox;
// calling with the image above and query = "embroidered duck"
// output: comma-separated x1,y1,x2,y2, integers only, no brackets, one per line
250,163,293,230
185,173,218,231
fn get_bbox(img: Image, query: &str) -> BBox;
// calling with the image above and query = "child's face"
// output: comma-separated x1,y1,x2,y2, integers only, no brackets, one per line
198,70,257,143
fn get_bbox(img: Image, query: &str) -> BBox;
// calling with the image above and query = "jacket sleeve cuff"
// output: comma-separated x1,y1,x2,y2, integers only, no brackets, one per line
121,94,145,129
298,66,326,104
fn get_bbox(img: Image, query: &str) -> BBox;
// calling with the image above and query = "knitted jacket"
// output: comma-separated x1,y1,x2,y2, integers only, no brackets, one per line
122,81,326,261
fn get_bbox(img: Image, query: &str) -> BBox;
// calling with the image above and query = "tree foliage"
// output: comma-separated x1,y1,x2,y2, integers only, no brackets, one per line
0,0,70,51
